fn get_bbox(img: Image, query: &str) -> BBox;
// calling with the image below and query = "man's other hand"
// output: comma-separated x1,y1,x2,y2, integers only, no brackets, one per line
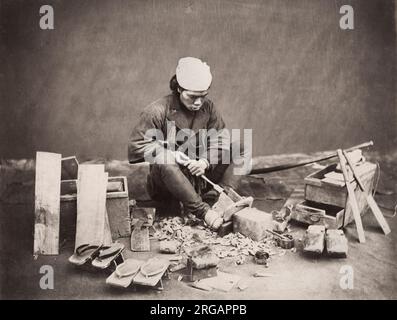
186,159,208,176
174,151,191,166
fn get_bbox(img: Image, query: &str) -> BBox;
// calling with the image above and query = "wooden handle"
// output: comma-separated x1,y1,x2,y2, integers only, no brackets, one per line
201,175,224,194
344,141,373,152
266,229,290,240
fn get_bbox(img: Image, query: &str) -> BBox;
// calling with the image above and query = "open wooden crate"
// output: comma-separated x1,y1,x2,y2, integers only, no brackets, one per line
290,161,377,229
60,175,130,242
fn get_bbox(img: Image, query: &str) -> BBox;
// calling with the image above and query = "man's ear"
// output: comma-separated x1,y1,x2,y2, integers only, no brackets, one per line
177,87,182,94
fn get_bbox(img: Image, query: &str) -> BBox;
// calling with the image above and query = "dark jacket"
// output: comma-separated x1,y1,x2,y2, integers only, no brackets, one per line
128,93,230,165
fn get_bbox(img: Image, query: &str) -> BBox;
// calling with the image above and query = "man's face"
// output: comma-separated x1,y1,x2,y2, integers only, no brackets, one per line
179,89,208,111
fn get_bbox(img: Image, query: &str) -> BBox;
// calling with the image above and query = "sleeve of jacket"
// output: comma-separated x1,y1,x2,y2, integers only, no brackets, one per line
205,101,231,167
128,103,168,164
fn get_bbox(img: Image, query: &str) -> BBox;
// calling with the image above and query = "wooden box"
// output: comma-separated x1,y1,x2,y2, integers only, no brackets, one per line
304,162,376,227
60,176,131,242
291,200,345,229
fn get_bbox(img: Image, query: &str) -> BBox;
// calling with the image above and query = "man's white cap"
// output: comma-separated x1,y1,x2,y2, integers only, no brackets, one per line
176,57,212,91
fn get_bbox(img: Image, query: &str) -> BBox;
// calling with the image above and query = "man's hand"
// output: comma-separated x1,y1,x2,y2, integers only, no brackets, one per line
174,151,191,166
185,159,208,176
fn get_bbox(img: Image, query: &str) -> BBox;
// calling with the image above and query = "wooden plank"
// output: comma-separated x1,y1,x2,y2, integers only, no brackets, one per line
106,177,131,239
102,173,113,246
33,152,62,255
366,194,391,235
337,150,365,243
75,165,107,249
103,207,113,246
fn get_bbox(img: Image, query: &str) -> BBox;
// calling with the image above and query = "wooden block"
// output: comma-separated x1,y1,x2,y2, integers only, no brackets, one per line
75,165,107,249
61,156,79,180
303,225,325,254
130,221,150,251
34,152,62,255
326,229,348,257
233,207,273,241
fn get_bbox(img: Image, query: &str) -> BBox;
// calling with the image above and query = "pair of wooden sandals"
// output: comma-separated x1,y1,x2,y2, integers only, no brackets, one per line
106,257,170,290
68,242,125,269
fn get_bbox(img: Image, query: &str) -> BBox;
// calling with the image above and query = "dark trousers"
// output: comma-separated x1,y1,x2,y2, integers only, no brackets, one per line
147,141,248,218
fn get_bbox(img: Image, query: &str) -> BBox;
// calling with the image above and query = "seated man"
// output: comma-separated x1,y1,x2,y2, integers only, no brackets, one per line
128,57,250,230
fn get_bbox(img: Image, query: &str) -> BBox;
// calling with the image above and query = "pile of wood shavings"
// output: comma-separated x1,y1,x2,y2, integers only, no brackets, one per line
153,216,286,264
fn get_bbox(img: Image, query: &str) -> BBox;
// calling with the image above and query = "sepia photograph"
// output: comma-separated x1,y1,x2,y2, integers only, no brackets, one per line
0,0,396,306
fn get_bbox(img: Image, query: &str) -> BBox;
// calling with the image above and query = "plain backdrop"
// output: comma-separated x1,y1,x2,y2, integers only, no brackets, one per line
0,0,396,160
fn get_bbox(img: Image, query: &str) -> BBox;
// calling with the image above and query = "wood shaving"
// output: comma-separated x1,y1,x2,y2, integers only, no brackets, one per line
154,216,287,266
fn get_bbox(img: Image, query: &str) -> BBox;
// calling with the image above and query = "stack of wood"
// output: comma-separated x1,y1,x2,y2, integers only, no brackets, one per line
33,152,130,257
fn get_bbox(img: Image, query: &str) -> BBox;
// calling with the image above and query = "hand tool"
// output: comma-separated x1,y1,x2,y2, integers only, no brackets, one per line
266,229,294,249
250,141,373,175
172,150,244,201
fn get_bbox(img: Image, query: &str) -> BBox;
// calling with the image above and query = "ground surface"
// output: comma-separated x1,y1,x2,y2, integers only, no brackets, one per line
1,150,396,300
